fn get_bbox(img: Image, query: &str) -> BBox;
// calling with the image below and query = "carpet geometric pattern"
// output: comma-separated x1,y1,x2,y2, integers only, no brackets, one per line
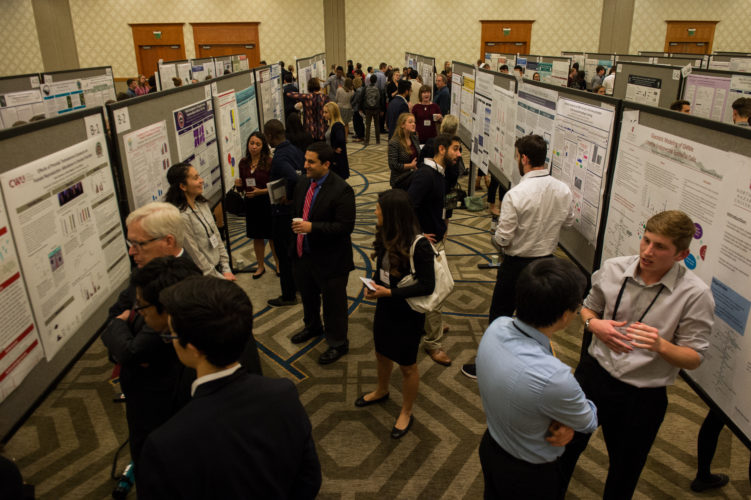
3,132,750,499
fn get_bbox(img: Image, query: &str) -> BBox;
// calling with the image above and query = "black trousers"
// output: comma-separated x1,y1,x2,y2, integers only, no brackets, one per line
479,430,563,500
293,254,349,347
489,254,552,323
352,110,365,139
558,353,668,500
271,213,297,300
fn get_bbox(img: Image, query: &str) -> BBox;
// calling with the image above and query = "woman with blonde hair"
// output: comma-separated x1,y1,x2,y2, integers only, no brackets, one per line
323,102,350,179
387,112,419,187
336,77,354,137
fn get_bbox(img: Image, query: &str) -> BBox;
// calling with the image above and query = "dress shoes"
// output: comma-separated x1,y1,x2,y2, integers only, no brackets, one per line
252,268,266,280
425,348,452,366
318,344,349,365
354,393,390,407
290,327,323,344
390,415,414,439
267,296,297,307
690,474,729,492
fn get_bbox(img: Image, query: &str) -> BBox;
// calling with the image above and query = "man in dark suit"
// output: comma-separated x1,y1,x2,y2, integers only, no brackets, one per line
386,79,411,139
290,141,356,364
137,276,321,499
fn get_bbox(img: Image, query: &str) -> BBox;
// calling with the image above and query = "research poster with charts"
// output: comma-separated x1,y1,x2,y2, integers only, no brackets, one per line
0,89,45,129
172,99,221,201
473,71,494,174
682,74,732,122
601,112,751,439
41,79,86,118
215,90,243,190
122,120,171,208
82,75,116,108
549,97,616,244
0,136,130,360
450,73,462,118
460,72,475,132
270,64,283,121
491,84,516,182
159,64,177,90
236,83,259,146
0,190,44,403
624,75,662,106
515,84,558,169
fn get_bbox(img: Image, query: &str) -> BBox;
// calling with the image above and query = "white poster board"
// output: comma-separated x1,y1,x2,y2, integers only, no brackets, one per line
491,84,517,182
122,121,171,208
0,89,45,129
214,90,243,190
172,99,221,201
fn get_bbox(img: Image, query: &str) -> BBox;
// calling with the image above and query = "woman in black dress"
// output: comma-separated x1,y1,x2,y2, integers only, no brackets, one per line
355,189,435,439
323,102,350,179
234,131,278,279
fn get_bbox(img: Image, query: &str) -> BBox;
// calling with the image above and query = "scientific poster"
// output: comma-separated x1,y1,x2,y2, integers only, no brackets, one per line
450,73,462,118
729,58,751,73
0,89,45,129
0,190,44,403
270,64,283,121
172,99,221,200
258,68,273,123
549,98,616,243
515,84,558,167
472,71,494,174
41,80,86,118
122,120,171,207
625,75,661,106
158,64,177,90
602,116,751,439
81,75,116,108
176,62,192,84
215,90,243,191
683,74,733,123
0,135,130,360
191,64,212,82
491,85,516,183
236,82,260,149
460,72,475,132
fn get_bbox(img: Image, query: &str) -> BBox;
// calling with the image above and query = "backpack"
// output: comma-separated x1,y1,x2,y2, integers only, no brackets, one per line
364,85,381,110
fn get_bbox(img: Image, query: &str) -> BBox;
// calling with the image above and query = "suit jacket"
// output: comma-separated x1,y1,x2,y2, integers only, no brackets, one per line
386,95,410,139
137,371,321,500
292,172,355,279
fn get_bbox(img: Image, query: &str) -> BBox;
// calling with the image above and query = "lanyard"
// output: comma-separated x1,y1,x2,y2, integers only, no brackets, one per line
189,204,214,240
611,277,665,323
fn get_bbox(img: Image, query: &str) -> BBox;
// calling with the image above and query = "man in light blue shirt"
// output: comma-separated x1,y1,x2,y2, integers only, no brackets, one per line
477,258,597,499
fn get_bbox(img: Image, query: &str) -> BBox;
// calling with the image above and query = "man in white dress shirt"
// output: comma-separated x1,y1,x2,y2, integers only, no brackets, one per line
462,134,574,379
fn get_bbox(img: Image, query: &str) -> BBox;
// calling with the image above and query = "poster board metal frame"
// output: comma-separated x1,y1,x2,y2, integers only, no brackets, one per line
654,55,703,69
0,73,41,95
253,63,284,128
0,107,128,443
639,51,669,57
606,101,751,449
612,61,683,109
614,54,653,64
157,59,191,91
41,66,114,84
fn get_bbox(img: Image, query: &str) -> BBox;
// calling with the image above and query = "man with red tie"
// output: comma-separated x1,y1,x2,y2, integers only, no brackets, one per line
290,141,356,365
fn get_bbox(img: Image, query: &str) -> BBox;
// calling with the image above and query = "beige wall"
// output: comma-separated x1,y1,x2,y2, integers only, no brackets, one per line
0,0,44,76
68,0,325,77
345,0,603,68
629,0,751,53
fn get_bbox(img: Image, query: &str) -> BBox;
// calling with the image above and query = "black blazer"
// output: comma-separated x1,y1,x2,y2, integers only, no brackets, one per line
328,121,350,179
137,371,321,500
293,172,356,279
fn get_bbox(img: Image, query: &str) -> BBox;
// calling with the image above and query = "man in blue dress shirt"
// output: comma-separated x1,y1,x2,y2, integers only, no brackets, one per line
477,258,598,499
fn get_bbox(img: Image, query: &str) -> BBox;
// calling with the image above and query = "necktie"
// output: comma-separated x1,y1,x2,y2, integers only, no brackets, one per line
297,181,317,257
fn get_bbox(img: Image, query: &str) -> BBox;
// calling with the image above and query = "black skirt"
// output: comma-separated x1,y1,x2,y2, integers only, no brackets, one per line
373,294,424,366
243,195,272,239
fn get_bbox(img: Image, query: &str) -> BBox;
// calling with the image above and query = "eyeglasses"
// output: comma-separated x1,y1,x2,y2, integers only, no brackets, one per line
133,302,154,314
159,333,180,342
126,237,162,250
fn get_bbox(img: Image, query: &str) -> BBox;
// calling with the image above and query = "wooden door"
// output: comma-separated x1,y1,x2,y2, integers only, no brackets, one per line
480,21,534,60
192,23,261,68
130,24,186,78
664,21,717,54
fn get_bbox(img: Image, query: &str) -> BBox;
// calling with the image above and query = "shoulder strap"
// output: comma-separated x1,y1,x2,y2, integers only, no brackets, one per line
407,234,438,274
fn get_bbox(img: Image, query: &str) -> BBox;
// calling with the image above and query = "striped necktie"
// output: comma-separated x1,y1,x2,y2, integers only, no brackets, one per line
297,181,317,257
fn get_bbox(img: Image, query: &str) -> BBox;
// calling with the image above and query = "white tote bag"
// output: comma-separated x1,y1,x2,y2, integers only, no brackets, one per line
397,235,454,313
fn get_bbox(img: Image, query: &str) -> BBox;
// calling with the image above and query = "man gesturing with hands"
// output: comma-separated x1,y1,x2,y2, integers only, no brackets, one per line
559,210,715,500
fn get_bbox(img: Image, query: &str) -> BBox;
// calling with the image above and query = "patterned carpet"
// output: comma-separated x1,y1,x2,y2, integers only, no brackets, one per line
3,134,750,499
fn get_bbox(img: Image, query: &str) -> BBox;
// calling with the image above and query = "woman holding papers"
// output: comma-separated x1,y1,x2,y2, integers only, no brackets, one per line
356,189,435,439
323,102,350,180
234,132,279,279
165,163,235,280
387,113,419,187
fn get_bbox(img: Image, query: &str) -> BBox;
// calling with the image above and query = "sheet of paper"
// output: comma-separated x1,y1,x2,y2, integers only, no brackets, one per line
625,75,662,107
215,90,243,190
122,120,171,207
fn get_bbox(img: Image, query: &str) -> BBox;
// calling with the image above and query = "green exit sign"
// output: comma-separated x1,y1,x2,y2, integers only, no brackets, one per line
153,31,162,40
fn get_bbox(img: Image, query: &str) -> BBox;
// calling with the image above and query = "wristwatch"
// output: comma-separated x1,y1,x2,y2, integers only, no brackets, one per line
584,318,593,331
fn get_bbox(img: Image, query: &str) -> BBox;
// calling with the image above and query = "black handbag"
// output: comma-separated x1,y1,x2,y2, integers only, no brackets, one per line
224,187,245,216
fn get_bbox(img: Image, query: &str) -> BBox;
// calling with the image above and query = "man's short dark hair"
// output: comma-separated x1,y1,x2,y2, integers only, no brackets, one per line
434,134,460,154
515,134,547,167
263,119,285,142
514,65,524,73
284,73,293,83
126,78,135,86
670,100,690,111
367,66,373,73
500,64,509,71
370,74,377,85
379,62,387,70
596,65,605,73
308,78,320,92
132,256,201,313
161,276,253,367
515,258,586,328
732,97,751,118
336,65,344,72
397,80,411,95
307,141,334,165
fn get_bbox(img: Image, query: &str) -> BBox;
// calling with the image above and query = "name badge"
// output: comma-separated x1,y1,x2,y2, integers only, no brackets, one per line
246,178,256,187
209,234,220,249
424,119,432,126
379,268,390,284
